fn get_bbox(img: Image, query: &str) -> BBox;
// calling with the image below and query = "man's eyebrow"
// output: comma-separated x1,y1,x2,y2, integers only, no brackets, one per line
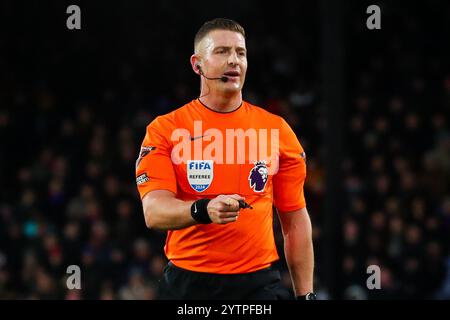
213,46,247,51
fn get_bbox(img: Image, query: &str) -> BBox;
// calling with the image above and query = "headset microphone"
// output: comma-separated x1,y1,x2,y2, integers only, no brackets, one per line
197,65,229,83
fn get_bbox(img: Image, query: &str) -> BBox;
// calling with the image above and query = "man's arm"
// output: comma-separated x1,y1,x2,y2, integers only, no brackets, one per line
277,207,314,296
142,190,196,230
141,190,244,230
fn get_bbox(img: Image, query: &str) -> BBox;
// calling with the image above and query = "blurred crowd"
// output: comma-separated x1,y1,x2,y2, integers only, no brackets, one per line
0,1,449,299
339,1,450,299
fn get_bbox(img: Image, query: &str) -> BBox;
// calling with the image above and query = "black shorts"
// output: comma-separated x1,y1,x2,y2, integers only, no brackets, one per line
157,262,293,300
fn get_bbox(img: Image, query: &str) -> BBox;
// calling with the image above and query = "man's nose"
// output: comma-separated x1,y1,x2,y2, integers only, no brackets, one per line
227,51,239,65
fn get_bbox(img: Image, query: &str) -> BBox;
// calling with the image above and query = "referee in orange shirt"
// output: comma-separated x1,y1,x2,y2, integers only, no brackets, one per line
135,18,315,300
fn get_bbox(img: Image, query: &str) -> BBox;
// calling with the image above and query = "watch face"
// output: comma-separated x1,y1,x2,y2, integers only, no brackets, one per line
306,292,317,300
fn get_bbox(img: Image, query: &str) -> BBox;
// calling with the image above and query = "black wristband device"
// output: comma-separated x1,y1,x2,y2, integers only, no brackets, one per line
296,292,317,300
191,199,212,224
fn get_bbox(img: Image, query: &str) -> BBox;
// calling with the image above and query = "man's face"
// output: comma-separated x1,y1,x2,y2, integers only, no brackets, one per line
195,30,247,93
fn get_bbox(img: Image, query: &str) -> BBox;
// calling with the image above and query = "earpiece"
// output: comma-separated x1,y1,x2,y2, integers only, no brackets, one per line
196,64,228,83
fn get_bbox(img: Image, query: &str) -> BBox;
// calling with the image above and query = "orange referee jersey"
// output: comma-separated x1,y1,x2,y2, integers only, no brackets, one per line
135,99,307,274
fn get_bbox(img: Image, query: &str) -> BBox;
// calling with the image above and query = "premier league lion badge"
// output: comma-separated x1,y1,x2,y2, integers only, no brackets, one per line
248,160,269,192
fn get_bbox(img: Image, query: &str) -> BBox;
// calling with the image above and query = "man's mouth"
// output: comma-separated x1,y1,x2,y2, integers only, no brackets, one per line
223,71,240,77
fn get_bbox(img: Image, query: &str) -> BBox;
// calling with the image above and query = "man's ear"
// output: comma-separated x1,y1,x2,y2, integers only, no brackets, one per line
190,54,201,75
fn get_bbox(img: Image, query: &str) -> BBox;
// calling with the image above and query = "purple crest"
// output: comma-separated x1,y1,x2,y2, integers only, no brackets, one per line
248,161,269,192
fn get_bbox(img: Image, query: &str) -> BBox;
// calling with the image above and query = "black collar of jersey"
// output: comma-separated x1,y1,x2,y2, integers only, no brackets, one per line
197,98,243,114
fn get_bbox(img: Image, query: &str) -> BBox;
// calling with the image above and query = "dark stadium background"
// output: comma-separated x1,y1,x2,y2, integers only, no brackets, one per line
0,0,449,299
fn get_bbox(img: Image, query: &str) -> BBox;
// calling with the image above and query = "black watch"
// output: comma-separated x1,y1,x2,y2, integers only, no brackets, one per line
296,292,317,300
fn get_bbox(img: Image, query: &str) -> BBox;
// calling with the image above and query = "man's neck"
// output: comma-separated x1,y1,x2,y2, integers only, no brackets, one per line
199,93,242,113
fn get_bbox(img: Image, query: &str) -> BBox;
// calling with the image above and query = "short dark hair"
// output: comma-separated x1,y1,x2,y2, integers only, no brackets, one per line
194,18,245,50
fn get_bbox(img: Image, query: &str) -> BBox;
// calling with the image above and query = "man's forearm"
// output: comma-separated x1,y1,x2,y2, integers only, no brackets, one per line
142,190,197,230
141,191,244,230
281,208,315,296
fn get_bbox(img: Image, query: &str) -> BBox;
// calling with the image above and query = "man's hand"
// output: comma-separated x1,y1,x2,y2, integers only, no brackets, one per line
207,194,245,224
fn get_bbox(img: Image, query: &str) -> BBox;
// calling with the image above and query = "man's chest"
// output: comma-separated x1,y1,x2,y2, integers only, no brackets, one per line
168,119,280,196
174,160,272,196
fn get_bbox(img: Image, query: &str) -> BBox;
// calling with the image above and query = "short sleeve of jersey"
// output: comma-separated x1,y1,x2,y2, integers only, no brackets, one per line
135,117,177,199
272,118,307,212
